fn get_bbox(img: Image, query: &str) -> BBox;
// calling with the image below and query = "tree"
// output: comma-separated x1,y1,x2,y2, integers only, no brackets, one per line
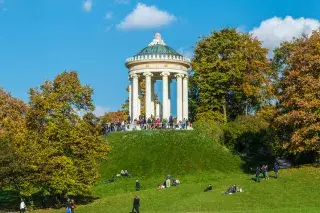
191,28,274,122
273,30,320,156
26,71,107,197
0,88,36,196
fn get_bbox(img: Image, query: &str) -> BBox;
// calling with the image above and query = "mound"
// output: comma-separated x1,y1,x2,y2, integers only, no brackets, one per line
101,130,241,178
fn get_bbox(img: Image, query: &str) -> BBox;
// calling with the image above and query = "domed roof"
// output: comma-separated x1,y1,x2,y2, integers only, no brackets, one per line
125,33,191,65
134,33,182,57
136,44,182,57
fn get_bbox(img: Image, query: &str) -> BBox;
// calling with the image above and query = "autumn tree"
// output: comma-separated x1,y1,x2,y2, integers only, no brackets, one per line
0,88,37,196
26,71,107,197
191,28,274,122
273,30,320,156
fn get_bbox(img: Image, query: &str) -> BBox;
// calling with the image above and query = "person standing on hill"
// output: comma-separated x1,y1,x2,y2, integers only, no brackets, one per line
136,180,140,191
255,166,261,182
71,199,76,213
261,165,266,179
131,195,140,213
274,163,279,179
20,199,26,213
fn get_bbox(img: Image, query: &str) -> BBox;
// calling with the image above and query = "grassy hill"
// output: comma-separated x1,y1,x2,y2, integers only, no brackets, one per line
3,130,320,213
34,165,320,213
100,130,242,178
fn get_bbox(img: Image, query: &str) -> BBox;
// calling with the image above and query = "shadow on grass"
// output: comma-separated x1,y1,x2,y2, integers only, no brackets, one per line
0,189,99,212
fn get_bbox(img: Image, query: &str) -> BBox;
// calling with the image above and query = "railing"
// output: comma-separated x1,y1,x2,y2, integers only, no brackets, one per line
125,54,191,63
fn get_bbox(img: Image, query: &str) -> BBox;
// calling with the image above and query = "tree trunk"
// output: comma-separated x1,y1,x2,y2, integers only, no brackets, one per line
222,98,227,123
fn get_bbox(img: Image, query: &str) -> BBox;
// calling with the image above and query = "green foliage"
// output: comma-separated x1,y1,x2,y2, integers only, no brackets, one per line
193,119,224,144
1,71,108,200
191,28,274,122
193,115,273,163
224,116,271,155
25,71,107,196
101,131,241,178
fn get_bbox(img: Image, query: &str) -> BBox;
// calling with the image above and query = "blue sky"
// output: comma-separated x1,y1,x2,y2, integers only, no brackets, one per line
1,0,320,116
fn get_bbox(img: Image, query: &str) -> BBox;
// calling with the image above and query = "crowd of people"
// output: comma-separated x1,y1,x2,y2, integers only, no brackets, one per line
255,163,279,182
105,115,191,133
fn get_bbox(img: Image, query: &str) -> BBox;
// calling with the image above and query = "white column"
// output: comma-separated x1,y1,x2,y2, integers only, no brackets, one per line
175,74,184,122
161,72,170,120
131,74,139,121
156,102,160,118
183,76,189,120
138,83,141,119
168,80,171,118
151,80,155,117
128,82,132,122
144,72,153,119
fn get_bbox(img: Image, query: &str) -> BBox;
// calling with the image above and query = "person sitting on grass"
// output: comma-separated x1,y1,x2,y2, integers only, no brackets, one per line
204,184,213,192
157,184,165,189
172,178,180,186
165,178,171,188
120,170,125,176
222,184,241,195
124,170,131,177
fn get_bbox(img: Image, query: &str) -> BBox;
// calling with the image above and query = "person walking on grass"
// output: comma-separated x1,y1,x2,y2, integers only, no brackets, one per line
20,199,26,213
136,180,141,191
255,166,261,183
131,195,140,213
71,199,76,213
274,162,279,179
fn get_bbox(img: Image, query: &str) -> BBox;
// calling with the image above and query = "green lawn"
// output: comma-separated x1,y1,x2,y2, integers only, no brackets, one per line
34,166,320,213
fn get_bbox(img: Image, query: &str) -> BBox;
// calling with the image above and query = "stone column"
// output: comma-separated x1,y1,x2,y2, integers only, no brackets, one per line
175,74,184,122
183,76,189,120
138,84,141,119
144,72,153,119
151,80,155,117
128,82,132,122
161,72,170,120
168,79,171,118
131,74,139,121
156,102,160,118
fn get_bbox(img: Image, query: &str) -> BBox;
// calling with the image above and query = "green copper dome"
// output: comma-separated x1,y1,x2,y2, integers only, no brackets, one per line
135,44,182,57
126,33,191,64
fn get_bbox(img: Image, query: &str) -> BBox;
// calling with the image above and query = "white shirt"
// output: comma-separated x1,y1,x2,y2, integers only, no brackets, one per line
20,201,26,209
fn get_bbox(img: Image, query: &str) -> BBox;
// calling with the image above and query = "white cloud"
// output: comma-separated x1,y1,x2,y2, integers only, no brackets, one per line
115,0,130,4
104,11,113,20
94,106,109,117
117,3,176,30
251,16,320,52
83,0,93,12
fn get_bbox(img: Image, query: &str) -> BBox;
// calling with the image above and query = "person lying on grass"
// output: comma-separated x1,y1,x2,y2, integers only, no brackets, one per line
222,184,242,195
204,184,213,192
